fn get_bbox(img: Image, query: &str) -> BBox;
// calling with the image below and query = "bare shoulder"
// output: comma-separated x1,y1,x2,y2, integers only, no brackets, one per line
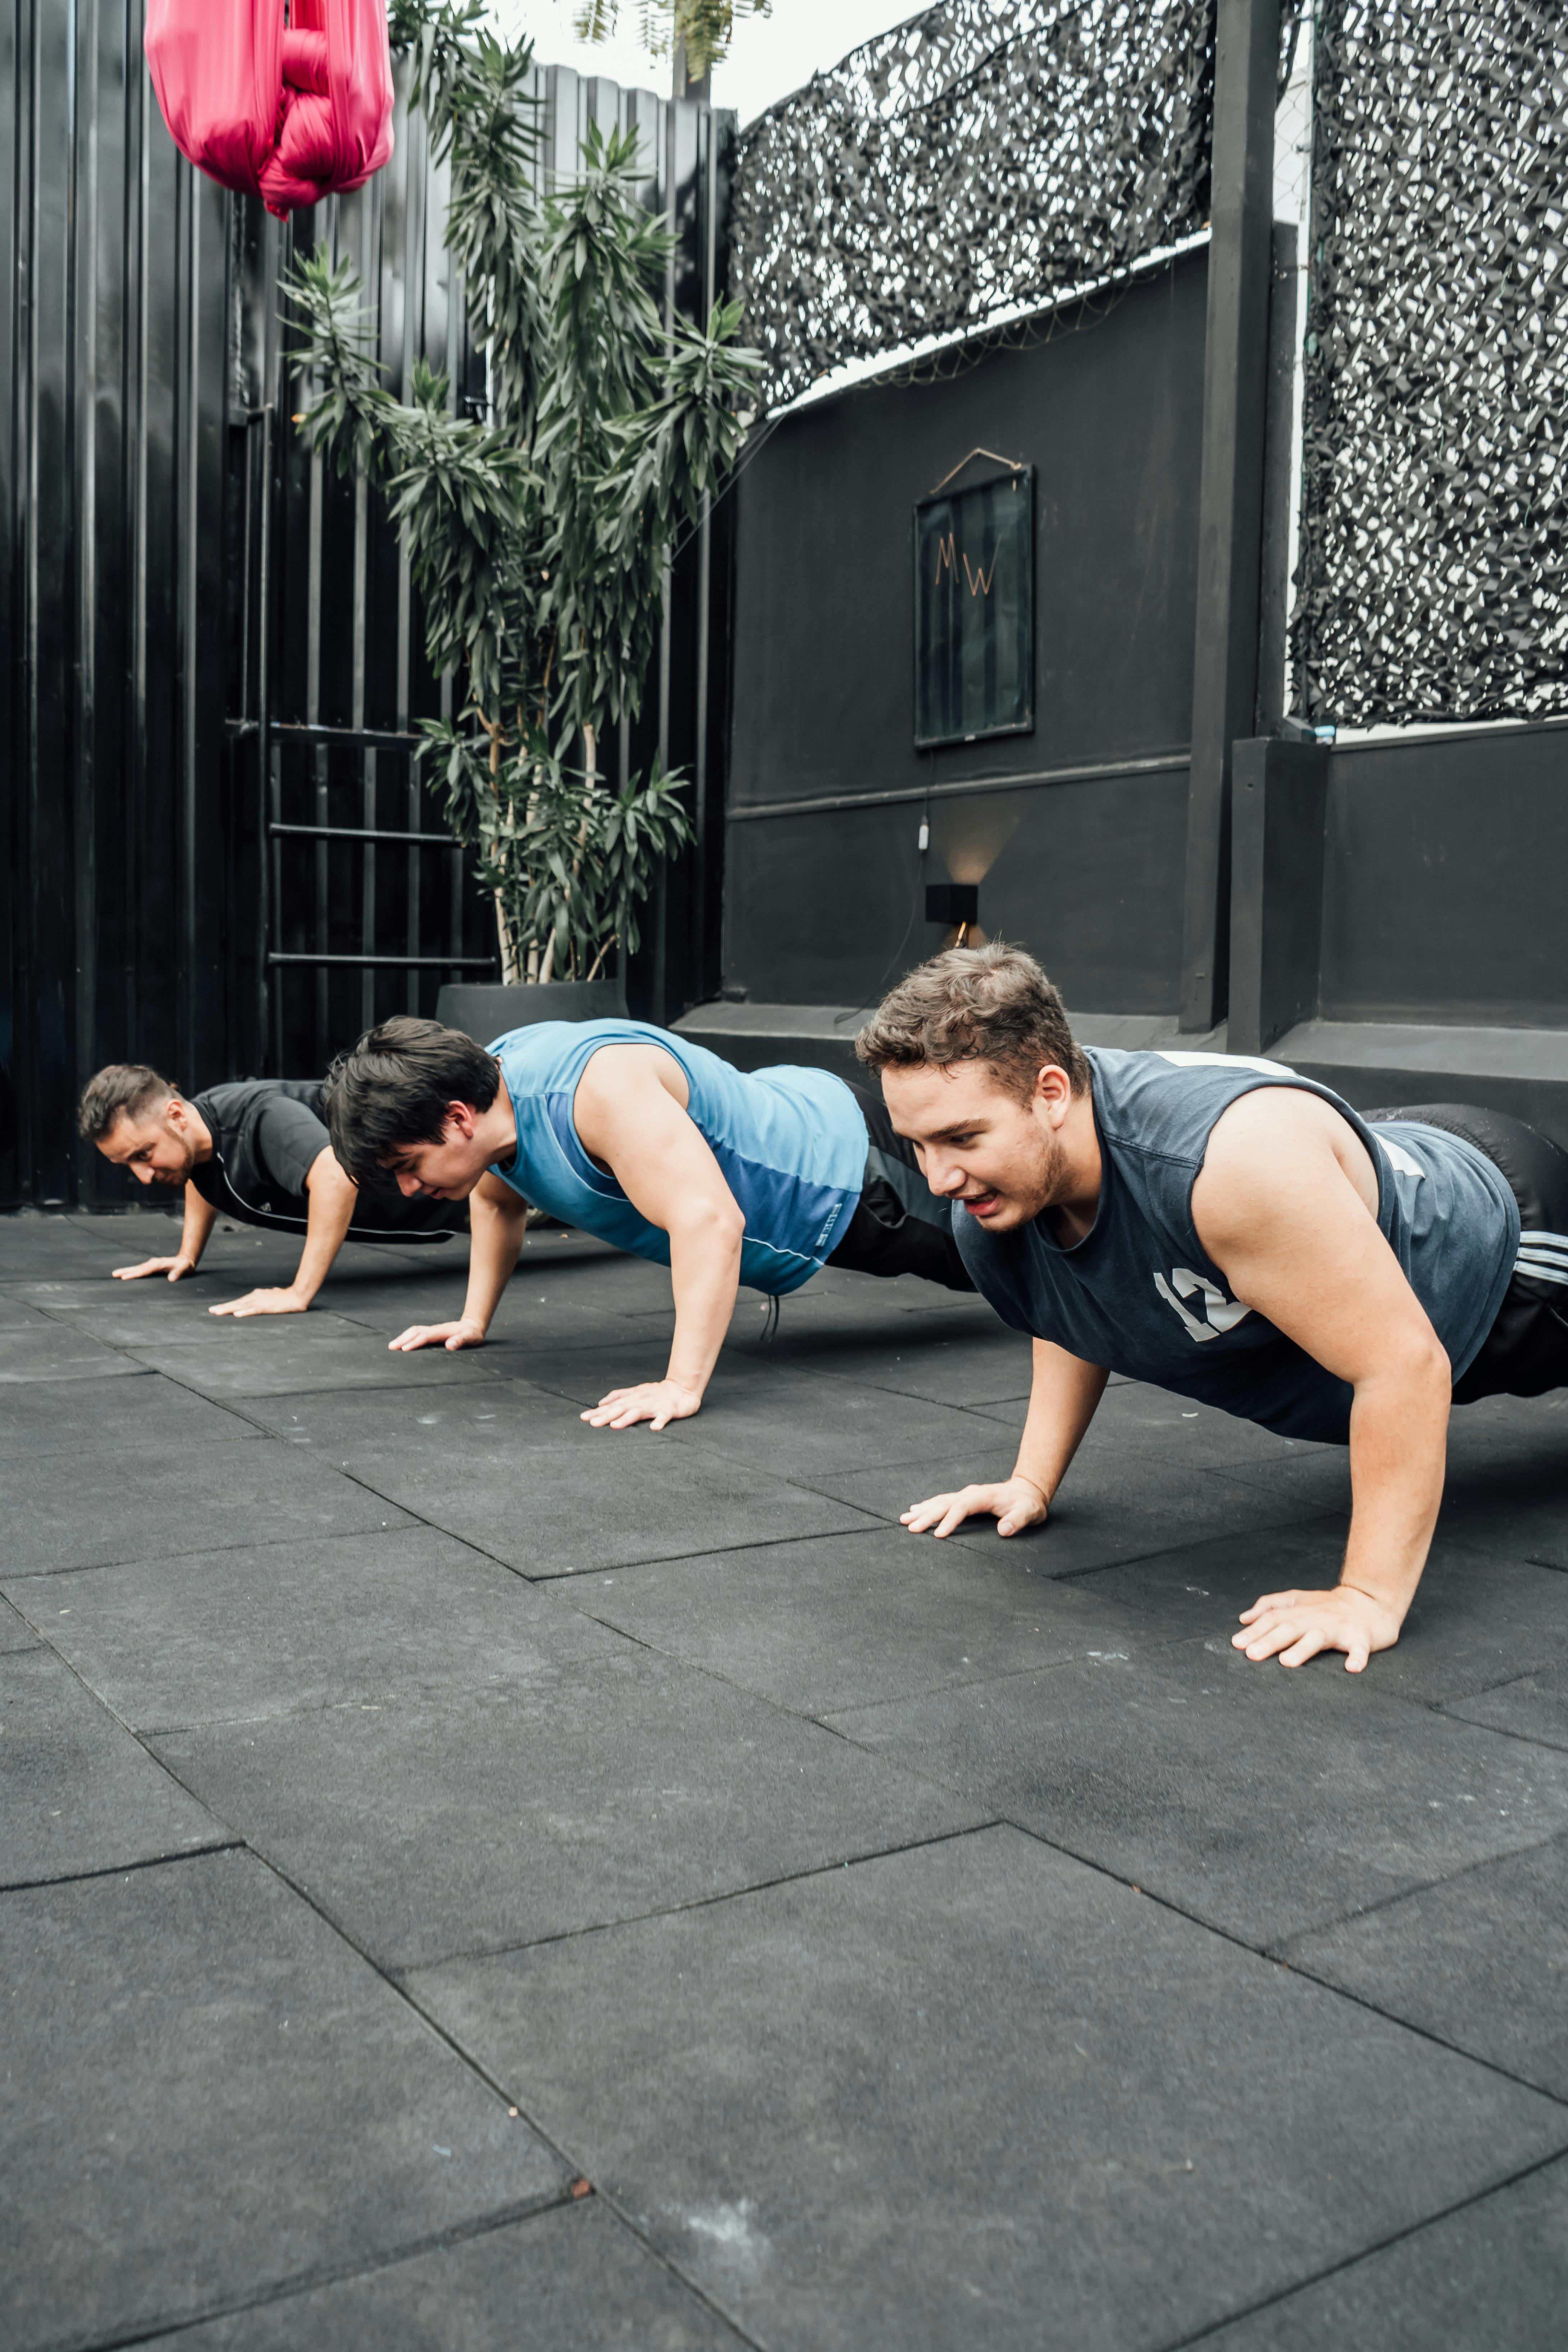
1196,1084,1377,1241
574,1043,691,1142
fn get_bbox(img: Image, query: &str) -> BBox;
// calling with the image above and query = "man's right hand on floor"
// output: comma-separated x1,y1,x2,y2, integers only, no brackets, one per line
389,1317,487,1353
112,1255,198,1282
901,1477,1049,1539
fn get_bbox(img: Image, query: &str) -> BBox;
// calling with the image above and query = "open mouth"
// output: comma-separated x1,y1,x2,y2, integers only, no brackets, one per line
958,1191,1002,1218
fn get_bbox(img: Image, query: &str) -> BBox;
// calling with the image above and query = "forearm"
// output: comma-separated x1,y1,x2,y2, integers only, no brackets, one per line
1340,1358,1451,1622
1013,1342,1110,1501
459,1186,527,1331
665,1214,744,1398
179,1184,219,1268
292,1169,360,1301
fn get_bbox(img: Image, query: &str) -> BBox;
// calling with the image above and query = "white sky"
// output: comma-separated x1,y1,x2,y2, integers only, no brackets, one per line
490,0,918,123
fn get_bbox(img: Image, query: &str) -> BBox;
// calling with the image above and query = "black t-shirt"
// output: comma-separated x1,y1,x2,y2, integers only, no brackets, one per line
187,1080,464,1241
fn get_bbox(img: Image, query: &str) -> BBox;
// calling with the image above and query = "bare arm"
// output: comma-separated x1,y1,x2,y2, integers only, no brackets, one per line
210,1145,360,1317
113,1180,219,1282
390,1172,526,1352
1194,1088,1452,1671
573,1045,746,1431
902,1339,1109,1539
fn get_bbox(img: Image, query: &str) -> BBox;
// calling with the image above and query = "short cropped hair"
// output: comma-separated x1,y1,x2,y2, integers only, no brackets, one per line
78,1063,178,1143
856,942,1090,1100
324,1017,502,1180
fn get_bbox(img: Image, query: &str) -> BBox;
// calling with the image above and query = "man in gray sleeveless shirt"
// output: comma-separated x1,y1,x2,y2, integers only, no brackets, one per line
860,944,1568,1675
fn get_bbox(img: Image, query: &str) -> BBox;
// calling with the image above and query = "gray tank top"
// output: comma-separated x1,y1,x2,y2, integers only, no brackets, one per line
954,1047,1519,1442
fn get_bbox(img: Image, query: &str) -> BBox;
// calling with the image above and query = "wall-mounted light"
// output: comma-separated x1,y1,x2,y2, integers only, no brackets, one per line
926,883,979,946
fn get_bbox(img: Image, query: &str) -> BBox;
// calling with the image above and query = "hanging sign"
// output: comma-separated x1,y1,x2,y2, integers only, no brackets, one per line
913,461,1035,750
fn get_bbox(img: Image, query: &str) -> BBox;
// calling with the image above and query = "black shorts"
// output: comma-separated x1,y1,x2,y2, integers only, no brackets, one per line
825,1078,974,1293
1363,1103,1568,1403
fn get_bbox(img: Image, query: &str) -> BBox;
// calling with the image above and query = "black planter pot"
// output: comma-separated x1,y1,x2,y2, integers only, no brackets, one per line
434,979,629,1046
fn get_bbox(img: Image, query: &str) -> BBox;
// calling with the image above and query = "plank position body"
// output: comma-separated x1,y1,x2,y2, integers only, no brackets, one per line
78,1064,465,1314
323,1015,972,1427
860,945,1568,1674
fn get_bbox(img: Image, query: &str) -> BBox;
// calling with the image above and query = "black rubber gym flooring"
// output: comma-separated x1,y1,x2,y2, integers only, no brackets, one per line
4,1211,1567,2349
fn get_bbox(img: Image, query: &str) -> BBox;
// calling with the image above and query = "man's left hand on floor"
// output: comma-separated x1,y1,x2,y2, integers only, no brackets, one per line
208,1287,312,1318
581,1378,704,1432
1233,1582,1403,1673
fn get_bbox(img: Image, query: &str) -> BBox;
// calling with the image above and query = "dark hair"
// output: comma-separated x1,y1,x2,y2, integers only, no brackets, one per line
323,1017,501,1180
78,1063,178,1143
855,941,1090,1100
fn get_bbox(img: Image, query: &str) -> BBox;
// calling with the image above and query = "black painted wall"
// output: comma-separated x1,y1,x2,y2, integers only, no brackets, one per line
1319,724,1568,1030
723,250,1209,1011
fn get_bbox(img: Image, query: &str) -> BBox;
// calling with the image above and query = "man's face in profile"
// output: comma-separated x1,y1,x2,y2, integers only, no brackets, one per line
97,1101,199,1189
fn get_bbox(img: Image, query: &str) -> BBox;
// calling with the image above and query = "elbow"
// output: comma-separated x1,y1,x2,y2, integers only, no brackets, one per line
678,1198,745,1255
1357,1330,1452,1416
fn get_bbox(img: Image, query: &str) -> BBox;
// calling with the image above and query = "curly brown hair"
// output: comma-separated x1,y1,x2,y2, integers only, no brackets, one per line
855,942,1089,1102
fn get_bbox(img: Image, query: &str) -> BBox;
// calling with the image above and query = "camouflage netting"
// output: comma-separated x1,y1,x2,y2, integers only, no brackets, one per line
1292,3,1568,725
730,0,1217,410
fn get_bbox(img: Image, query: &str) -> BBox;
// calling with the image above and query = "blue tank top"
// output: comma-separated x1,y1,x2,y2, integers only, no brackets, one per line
954,1047,1520,1442
488,1020,866,1296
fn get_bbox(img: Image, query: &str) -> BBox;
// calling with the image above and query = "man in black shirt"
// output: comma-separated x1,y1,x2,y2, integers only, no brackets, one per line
78,1064,464,1316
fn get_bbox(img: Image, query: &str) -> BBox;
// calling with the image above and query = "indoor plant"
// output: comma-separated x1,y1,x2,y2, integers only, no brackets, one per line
290,0,758,1023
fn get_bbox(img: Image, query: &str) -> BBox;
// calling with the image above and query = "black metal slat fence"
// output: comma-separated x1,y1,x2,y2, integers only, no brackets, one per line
1,5,731,1207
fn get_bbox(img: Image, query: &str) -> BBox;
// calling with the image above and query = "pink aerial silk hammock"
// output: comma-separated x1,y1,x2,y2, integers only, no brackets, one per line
144,0,395,219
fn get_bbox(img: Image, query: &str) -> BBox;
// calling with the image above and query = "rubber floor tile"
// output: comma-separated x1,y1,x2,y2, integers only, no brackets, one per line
825,1640,1568,1948
0,1596,38,1653
660,1371,1013,1481
1446,1663,1568,1750
0,1849,566,2352
564,1525,1188,1716
1083,1528,1568,1706
0,1294,64,1333
979,1379,1342,1472
0,1368,259,1459
3,1436,414,1574
9,1527,615,1731
137,2199,747,2349
0,1321,149,1383
766,1326,1035,1405
122,1323,530,1396
406,1826,1568,2352
242,1375,567,1444
0,1216,150,1277
332,1416,884,1579
805,1443,1337,1577
1198,2154,1568,2351
148,1653,988,1969
0,1646,227,1887
1281,1834,1568,2100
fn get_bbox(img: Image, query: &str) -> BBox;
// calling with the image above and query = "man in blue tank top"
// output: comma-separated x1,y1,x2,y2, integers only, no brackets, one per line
858,944,1568,1677
324,1014,971,1430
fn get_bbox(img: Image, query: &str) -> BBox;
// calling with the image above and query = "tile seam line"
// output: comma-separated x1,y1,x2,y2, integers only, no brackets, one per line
139,1837,769,2352
0,1840,244,1896
29,2190,617,2352
1157,2143,1568,2351
392,1819,1004,1973
986,1810,1568,2113
0,1522,505,1593
325,1456,884,1581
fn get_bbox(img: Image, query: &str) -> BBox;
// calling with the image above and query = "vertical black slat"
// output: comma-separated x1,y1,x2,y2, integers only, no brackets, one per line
0,0,22,1202
354,462,375,1035
72,0,98,1192
188,168,231,1091
28,0,76,1199
256,404,274,1070
1178,0,1280,1033
1255,219,1299,735
689,102,713,1005
306,439,328,1061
